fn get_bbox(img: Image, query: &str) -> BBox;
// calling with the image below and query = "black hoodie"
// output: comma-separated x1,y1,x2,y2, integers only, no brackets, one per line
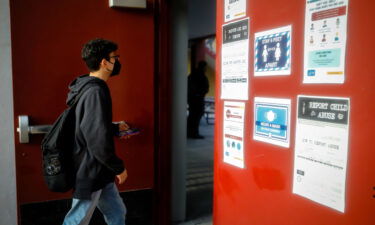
67,74,124,199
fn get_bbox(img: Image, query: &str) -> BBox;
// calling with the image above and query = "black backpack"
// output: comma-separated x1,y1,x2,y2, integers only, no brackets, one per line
41,85,90,192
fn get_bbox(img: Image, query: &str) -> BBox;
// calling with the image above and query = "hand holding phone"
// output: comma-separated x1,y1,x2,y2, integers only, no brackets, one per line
115,121,140,139
118,128,140,139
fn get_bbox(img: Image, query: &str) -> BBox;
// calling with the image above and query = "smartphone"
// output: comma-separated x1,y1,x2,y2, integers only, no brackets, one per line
118,128,140,138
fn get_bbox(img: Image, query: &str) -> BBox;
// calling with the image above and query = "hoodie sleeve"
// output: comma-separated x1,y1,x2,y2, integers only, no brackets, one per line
79,87,125,175
111,123,120,136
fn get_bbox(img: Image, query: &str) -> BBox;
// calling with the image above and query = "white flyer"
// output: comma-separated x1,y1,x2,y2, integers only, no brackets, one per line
221,18,249,100
253,97,291,148
303,0,349,83
223,101,245,168
293,95,350,213
224,0,246,22
254,25,292,76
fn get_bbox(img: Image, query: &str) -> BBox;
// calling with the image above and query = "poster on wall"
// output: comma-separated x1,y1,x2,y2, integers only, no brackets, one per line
253,97,291,148
223,101,245,168
293,95,350,213
221,18,249,100
224,0,246,22
303,0,349,83
254,25,292,76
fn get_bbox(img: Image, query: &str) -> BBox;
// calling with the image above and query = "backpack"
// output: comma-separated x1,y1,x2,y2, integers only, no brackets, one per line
41,85,91,192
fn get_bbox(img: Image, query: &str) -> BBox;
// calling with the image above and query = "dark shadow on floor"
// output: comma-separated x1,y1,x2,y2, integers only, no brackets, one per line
20,189,153,225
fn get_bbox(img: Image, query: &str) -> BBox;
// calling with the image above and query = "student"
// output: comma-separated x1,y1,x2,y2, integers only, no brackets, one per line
187,61,209,139
63,38,128,225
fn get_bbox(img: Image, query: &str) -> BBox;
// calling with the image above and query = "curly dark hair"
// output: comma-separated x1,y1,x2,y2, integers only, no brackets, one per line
81,38,118,72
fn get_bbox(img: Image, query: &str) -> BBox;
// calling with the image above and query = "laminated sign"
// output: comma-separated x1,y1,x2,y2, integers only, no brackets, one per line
224,0,246,22
223,101,245,168
221,18,249,100
254,25,292,76
303,0,349,83
293,95,350,213
253,97,291,147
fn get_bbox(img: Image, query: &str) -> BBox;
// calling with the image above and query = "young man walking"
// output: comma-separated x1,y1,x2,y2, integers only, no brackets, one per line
63,39,128,225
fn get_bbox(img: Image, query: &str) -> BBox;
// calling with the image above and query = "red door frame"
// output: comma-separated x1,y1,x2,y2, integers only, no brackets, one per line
153,0,172,224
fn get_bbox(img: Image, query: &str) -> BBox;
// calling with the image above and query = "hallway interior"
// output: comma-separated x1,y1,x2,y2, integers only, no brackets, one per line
178,121,214,225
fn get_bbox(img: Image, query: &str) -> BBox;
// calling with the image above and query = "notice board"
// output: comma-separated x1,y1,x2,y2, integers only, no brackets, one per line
214,0,375,224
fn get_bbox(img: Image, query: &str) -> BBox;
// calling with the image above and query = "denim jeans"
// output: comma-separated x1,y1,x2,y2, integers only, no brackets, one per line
63,182,126,225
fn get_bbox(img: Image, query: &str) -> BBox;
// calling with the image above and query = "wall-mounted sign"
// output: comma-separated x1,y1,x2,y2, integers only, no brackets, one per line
303,0,349,83
223,101,245,168
293,95,350,213
224,0,246,22
221,18,249,100
254,25,292,76
253,97,291,147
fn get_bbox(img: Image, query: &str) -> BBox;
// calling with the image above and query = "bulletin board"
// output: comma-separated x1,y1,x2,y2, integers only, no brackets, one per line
214,0,375,224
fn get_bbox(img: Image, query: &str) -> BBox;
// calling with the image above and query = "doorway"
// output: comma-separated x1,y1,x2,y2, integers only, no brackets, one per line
184,36,216,223
180,0,216,223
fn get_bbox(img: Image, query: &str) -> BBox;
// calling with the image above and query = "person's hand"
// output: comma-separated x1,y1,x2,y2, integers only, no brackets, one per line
118,121,130,132
116,169,128,184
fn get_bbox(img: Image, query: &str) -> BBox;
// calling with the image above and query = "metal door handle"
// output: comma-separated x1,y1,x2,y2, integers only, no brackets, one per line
17,115,52,143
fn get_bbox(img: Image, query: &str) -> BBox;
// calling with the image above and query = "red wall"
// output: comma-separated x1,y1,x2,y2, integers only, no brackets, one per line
10,0,155,204
214,0,375,224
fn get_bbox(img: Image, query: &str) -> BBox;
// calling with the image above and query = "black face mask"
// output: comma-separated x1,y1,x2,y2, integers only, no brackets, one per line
110,59,121,77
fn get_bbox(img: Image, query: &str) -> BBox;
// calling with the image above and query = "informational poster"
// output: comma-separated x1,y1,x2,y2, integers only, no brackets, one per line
303,0,349,83
224,0,246,22
253,97,291,148
223,101,245,168
254,25,292,76
221,18,249,100
293,95,350,213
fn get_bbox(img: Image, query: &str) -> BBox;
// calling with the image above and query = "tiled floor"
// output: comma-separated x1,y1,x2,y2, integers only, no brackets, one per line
181,122,214,225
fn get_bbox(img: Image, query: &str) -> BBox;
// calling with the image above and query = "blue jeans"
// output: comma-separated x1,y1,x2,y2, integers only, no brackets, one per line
63,182,126,225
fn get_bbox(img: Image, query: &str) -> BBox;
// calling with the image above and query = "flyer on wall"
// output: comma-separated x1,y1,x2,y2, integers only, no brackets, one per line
223,101,245,168
224,0,246,22
254,25,292,76
293,95,350,213
303,0,349,83
221,18,249,100
253,97,291,148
